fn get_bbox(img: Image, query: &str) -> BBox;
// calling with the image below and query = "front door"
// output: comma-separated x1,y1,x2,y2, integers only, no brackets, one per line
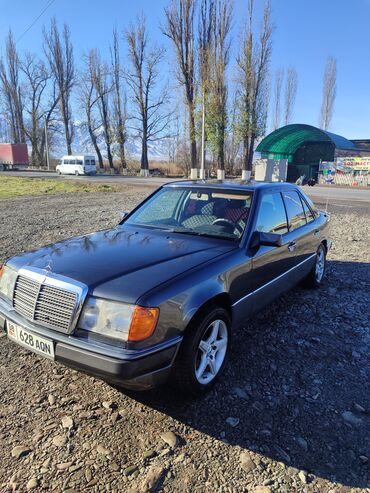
249,191,294,313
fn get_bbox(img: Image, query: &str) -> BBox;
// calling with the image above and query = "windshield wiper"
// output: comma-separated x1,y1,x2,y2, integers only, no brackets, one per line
167,228,236,240
129,224,236,240
129,224,175,231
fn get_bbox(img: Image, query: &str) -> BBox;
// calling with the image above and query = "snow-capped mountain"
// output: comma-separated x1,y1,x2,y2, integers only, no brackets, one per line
56,122,172,161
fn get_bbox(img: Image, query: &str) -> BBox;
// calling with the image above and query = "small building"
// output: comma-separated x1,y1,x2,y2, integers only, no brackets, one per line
256,123,368,182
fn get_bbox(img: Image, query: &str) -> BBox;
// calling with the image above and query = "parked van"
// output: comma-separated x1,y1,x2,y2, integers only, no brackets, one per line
56,155,97,176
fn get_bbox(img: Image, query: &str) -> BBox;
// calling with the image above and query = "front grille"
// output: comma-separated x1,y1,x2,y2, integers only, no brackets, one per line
13,275,39,320
13,274,78,333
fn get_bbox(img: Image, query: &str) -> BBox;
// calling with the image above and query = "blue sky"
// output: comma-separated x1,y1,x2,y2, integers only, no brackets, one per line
1,0,370,139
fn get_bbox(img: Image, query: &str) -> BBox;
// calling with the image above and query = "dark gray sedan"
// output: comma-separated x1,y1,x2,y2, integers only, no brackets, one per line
0,181,331,395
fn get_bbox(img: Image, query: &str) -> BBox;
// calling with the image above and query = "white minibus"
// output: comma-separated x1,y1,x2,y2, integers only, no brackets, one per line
56,155,97,176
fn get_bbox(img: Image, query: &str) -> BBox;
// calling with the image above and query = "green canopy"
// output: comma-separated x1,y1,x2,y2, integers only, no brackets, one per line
256,124,356,161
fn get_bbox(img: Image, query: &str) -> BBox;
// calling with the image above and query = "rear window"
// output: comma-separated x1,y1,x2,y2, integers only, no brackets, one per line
301,196,315,223
282,191,307,231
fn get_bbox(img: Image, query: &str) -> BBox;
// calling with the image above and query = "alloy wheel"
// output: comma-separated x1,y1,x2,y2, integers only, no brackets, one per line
315,247,325,282
195,319,228,384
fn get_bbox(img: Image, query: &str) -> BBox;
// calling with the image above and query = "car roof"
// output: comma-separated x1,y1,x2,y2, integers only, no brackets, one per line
163,179,298,192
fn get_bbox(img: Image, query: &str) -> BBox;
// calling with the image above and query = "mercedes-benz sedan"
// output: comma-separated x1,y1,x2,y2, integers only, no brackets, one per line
0,181,331,395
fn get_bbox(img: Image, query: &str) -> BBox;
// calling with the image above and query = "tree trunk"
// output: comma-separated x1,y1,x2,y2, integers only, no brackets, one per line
242,137,249,171
35,147,44,167
218,139,225,171
141,133,149,171
247,135,255,171
189,108,197,169
118,140,126,171
30,144,37,167
106,141,113,170
88,126,103,169
61,102,72,155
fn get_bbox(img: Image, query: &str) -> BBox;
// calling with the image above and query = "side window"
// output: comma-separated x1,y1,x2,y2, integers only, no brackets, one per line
301,196,315,223
256,192,288,235
282,191,307,231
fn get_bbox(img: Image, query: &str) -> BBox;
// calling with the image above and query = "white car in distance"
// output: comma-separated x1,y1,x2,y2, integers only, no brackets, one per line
56,155,97,176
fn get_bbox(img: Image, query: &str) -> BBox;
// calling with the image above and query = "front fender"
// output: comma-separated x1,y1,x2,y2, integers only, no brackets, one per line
134,248,250,349
137,276,227,348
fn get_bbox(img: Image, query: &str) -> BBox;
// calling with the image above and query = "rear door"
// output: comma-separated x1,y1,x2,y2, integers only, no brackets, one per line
281,189,317,260
60,159,67,174
84,157,96,174
300,191,321,254
282,189,318,284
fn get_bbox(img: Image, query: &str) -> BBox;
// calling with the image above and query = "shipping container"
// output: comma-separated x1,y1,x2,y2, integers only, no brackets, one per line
0,143,29,170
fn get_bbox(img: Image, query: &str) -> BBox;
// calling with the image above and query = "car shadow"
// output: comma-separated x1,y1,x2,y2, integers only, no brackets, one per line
118,260,370,488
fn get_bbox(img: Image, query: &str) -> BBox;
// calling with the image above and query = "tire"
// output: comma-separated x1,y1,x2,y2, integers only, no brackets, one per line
75,171,79,176
303,243,326,288
57,170,61,175
172,307,231,397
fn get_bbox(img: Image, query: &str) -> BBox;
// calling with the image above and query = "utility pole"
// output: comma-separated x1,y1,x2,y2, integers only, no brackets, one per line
44,116,50,171
200,92,206,179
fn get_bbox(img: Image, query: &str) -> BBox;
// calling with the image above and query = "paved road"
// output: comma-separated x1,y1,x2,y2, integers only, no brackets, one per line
1,170,370,205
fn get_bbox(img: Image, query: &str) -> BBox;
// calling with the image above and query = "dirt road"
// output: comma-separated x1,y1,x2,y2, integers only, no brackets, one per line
0,188,369,492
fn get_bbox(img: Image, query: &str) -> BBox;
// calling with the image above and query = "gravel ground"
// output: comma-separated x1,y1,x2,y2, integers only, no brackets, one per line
0,187,369,493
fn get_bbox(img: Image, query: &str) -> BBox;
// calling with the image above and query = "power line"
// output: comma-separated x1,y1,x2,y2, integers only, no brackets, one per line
16,0,57,44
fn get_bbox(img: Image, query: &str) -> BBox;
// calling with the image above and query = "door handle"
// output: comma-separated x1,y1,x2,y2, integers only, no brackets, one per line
288,241,296,252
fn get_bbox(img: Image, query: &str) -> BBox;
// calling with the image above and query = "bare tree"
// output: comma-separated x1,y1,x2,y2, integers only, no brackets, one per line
40,81,61,164
283,66,297,126
225,91,242,175
90,49,114,170
0,30,25,143
319,56,337,130
21,53,50,165
198,0,214,177
43,19,74,154
236,0,273,178
163,0,197,174
272,67,284,130
79,51,104,169
206,0,232,177
126,16,171,175
111,27,127,173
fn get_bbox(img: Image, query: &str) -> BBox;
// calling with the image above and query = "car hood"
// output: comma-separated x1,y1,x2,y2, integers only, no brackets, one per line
7,226,237,304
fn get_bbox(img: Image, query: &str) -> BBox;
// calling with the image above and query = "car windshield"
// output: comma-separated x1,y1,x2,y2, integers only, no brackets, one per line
125,186,253,240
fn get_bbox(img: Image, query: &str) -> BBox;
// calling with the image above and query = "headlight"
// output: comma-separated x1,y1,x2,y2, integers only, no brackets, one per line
78,297,159,342
0,265,17,301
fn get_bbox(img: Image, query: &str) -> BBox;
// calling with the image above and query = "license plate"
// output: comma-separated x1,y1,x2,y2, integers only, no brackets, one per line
7,322,55,359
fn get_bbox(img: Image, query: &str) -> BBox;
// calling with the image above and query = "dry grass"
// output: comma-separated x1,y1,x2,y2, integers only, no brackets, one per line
0,176,124,199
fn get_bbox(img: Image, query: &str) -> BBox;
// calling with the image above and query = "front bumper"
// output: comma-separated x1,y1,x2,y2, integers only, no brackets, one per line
0,297,181,390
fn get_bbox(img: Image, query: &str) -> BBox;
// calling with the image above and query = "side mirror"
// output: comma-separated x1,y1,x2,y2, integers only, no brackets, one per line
120,211,129,221
249,231,283,249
